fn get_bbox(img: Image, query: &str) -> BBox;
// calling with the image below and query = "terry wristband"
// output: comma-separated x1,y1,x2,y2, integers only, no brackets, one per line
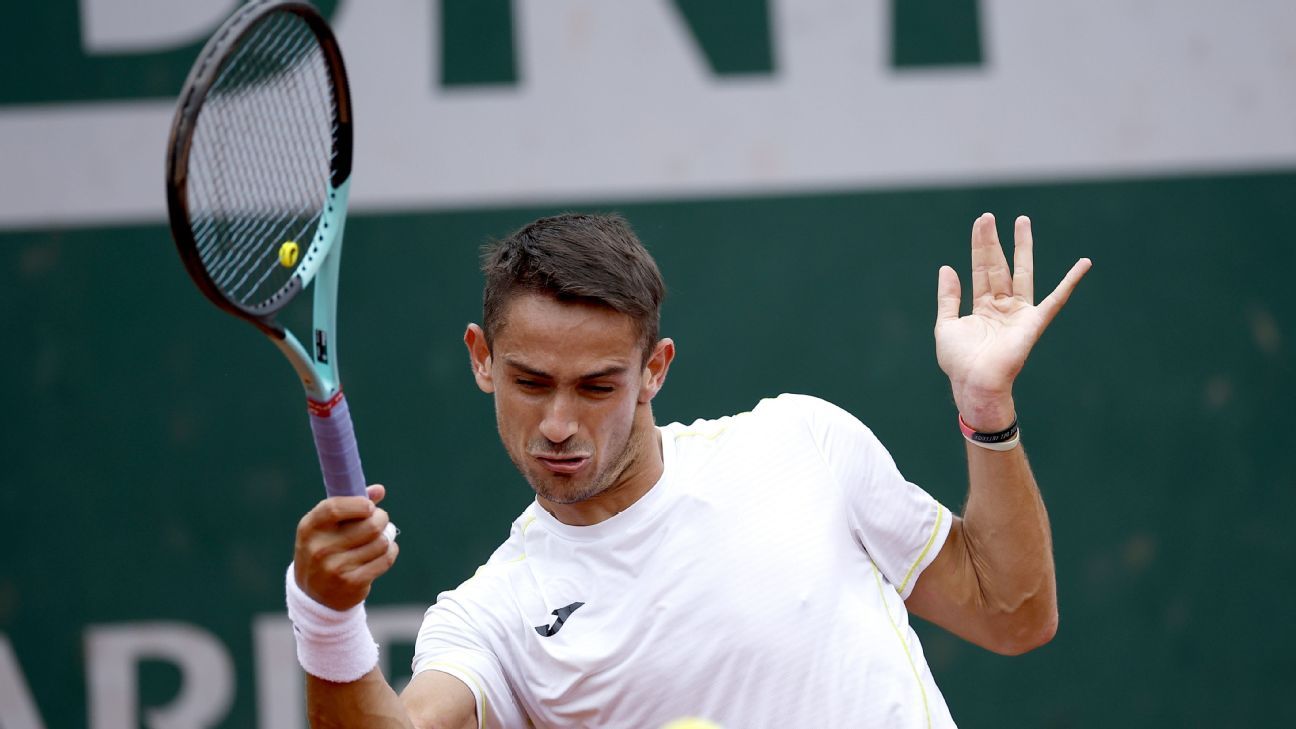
284,563,379,683
958,414,1021,451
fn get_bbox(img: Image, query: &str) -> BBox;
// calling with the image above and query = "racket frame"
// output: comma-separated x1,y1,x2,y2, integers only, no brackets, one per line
165,0,354,403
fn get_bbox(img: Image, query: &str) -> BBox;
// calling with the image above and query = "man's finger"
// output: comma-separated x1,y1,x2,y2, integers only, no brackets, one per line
1013,215,1035,304
316,518,394,580
936,265,961,324
1036,258,1093,329
971,213,1013,299
342,521,395,566
333,508,391,551
343,537,400,587
301,496,374,531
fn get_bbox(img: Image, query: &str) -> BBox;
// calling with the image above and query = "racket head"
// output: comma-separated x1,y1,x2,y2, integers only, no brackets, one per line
165,0,353,337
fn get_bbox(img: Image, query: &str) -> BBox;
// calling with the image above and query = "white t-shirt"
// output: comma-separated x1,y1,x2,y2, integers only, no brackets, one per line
413,394,955,728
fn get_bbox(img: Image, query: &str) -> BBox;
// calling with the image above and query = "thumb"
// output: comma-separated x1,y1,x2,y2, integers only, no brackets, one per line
936,266,961,324
366,483,387,504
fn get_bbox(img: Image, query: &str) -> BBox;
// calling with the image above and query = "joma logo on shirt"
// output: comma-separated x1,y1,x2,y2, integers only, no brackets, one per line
534,602,585,637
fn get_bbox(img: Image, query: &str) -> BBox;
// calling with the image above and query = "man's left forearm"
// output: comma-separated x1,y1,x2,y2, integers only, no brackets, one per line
959,432,1058,654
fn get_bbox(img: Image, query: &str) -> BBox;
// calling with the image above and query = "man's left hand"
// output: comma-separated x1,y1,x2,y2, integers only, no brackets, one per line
934,213,1091,431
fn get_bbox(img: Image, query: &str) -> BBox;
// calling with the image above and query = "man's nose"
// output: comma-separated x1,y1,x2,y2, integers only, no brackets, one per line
538,393,579,444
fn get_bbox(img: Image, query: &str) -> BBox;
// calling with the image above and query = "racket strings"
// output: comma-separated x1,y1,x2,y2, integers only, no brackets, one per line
196,85,327,298
186,11,340,311
195,30,310,275
200,22,317,259
198,21,330,294
200,17,327,217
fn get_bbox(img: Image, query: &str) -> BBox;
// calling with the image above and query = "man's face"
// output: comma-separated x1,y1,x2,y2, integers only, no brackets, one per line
465,293,670,512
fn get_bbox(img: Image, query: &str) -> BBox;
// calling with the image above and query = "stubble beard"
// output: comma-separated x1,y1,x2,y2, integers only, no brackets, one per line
509,421,644,506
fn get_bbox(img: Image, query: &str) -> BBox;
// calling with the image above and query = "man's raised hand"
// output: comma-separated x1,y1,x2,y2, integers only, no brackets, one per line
934,213,1091,431
293,483,399,611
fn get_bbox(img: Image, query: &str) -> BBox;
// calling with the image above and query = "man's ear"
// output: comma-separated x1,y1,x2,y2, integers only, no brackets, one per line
638,338,675,404
464,323,495,393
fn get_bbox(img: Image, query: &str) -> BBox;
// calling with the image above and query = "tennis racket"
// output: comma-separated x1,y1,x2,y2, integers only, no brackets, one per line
165,0,366,499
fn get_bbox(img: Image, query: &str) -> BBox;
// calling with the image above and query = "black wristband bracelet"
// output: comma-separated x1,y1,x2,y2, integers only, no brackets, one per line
958,414,1021,451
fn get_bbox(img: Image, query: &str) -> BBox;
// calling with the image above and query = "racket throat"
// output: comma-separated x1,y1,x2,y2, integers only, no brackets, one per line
274,329,338,401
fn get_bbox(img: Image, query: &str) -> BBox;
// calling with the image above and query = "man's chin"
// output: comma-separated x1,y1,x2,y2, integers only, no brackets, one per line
529,474,603,506
534,487,596,506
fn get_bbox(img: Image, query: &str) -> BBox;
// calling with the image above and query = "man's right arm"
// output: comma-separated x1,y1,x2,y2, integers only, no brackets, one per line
294,485,479,729
306,669,409,729
306,668,478,729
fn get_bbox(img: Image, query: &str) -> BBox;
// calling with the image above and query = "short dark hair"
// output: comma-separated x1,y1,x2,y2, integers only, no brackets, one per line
480,213,665,360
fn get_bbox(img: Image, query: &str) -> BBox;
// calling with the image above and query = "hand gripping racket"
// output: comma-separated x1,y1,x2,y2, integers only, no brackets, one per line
165,1,367,499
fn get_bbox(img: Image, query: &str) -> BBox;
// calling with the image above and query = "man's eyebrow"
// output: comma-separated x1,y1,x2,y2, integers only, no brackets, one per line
501,357,551,379
501,357,628,381
581,365,629,380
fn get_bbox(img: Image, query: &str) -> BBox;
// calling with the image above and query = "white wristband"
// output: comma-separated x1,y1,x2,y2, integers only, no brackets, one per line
284,563,379,683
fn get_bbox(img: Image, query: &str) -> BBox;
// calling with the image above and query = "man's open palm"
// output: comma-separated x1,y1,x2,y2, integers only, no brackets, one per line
935,213,1091,427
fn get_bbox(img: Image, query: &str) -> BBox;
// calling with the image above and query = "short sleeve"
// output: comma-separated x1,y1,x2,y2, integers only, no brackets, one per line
413,584,531,729
775,394,952,599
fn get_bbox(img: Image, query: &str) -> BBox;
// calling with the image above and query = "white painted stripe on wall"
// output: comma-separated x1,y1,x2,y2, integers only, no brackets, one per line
2,0,1294,230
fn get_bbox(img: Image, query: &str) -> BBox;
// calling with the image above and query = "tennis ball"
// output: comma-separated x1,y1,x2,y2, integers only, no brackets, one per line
279,240,300,268
660,719,722,729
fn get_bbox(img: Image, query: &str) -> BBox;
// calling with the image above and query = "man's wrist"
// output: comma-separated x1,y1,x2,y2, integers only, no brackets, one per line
953,392,1016,432
285,563,379,683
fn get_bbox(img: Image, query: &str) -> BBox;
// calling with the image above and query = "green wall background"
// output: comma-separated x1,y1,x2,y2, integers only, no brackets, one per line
3,171,1294,726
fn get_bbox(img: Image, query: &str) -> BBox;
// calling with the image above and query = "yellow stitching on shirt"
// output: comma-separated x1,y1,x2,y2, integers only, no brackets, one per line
476,517,537,572
674,423,729,440
898,504,946,595
503,516,538,563
871,563,932,729
422,661,490,729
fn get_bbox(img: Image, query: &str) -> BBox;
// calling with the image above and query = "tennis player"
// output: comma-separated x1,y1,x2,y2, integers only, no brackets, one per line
287,212,1090,728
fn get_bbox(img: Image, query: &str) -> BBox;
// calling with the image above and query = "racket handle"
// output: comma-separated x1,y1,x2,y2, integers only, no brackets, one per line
307,391,367,498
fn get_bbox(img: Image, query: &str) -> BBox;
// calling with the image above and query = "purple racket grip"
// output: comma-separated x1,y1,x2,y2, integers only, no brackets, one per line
307,391,367,498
